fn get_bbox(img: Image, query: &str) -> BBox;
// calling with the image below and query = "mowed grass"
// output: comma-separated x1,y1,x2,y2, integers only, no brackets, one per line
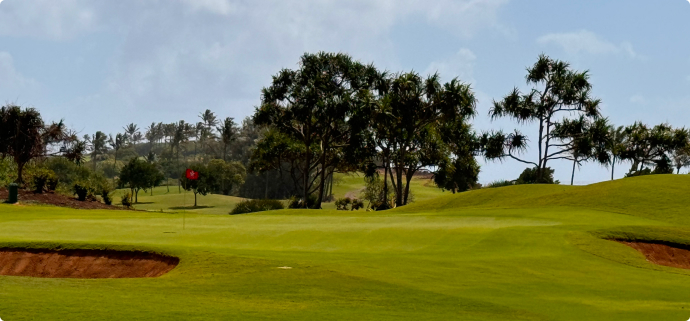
116,174,446,213
2,175,690,320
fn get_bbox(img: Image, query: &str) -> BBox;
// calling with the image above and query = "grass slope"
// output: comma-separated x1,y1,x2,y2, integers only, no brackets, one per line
1,175,690,320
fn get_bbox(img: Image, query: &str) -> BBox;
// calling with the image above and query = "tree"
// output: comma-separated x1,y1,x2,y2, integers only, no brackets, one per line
551,116,612,185
123,123,141,145
180,163,212,207
671,145,690,174
118,157,164,203
484,54,602,182
367,72,478,206
109,133,127,167
0,105,65,184
207,159,246,195
87,131,109,170
217,117,237,161
254,52,378,208
607,125,627,180
620,122,688,175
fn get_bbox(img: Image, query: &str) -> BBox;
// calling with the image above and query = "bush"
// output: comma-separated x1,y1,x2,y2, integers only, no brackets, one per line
230,199,285,215
73,182,89,201
351,199,364,211
32,168,58,193
287,194,318,209
516,167,559,185
486,180,515,188
121,193,133,209
335,197,352,210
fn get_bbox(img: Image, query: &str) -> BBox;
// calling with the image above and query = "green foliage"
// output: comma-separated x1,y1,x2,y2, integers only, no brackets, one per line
335,197,351,210
484,54,602,182
486,180,515,188
31,168,58,193
230,199,284,215
180,163,213,207
118,158,164,203
516,167,558,185
120,192,133,208
207,159,246,195
72,182,90,201
361,175,394,211
287,194,318,209
0,104,66,185
335,197,363,211
434,154,480,194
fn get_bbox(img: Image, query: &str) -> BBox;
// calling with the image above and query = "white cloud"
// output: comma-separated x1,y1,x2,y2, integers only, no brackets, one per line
537,30,641,59
425,48,477,83
0,52,38,92
0,0,95,40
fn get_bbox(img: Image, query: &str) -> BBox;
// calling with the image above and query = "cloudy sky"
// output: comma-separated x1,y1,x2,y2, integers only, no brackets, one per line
1,0,689,184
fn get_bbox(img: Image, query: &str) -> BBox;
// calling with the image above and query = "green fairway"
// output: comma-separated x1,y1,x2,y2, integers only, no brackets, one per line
116,174,446,213
3,175,690,320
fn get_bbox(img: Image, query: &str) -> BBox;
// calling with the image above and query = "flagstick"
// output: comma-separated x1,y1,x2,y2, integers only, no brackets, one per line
183,179,186,230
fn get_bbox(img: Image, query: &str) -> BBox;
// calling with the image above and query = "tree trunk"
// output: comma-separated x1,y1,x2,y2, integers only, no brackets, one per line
265,172,269,199
395,166,404,207
403,169,414,205
194,192,197,207
570,155,577,186
382,159,389,208
16,162,25,184
611,156,616,181
167,178,170,193
303,139,311,208
315,152,327,209
135,189,139,203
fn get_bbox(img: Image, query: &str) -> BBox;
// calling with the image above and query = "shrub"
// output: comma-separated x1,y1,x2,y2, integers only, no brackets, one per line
335,197,352,210
121,193,133,209
351,199,364,211
516,167,558,185
287,194,318,209
73,182,89,201
486,180,514,188
230,199,284,215
32,168,58,193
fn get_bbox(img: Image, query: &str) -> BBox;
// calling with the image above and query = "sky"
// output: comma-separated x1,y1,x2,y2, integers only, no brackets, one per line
0,0,689,185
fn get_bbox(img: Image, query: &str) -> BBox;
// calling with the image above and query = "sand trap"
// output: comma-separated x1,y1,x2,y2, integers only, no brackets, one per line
0,248,179,278
620,241,690,270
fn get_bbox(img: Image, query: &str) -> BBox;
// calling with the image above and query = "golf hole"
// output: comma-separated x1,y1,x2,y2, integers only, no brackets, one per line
619,241,690,270
0,248,179,278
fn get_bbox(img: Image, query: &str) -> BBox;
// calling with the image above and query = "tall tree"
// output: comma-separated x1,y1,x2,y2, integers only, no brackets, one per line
484,54,602,182
217,117,237,161
620,122,688,175
123,123,140,145
0,105,66,184
118,157,164,203
254,52,378,208
88,131,109,170
551,116,612,185
109,133,127,167
366,72,478,206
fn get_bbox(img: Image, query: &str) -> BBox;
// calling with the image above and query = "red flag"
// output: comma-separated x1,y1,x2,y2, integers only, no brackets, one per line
186,169,199,180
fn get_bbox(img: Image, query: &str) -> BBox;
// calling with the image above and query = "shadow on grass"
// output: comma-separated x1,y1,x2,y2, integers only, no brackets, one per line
134,202,156,205
169,206,215,210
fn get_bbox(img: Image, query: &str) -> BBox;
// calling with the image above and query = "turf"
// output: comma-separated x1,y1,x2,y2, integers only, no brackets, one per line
2,175,690,320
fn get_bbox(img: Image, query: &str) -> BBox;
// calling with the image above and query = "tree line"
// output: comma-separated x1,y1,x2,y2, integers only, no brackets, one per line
2,52,690,210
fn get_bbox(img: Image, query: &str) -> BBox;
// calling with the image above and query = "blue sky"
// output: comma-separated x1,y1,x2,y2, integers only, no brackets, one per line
0,0,689,184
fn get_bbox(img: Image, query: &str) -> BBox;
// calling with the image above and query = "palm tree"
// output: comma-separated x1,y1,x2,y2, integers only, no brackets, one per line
217,117,237,161
88,131,109,170
123,123,140,145
671,144,690,174
109,133,127,167
145,122,157,153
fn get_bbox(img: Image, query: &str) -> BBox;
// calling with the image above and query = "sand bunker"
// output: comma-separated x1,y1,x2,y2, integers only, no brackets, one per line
620,241,690,270
0,248,178,278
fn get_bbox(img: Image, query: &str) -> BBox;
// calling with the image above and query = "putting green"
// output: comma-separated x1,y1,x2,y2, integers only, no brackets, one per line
2,175,690,320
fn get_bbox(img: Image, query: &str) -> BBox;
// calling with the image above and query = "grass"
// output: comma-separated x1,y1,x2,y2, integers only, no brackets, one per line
1,175,690,319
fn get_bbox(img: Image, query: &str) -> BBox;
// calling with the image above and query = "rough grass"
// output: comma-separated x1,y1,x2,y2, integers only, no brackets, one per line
2,175,690,320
